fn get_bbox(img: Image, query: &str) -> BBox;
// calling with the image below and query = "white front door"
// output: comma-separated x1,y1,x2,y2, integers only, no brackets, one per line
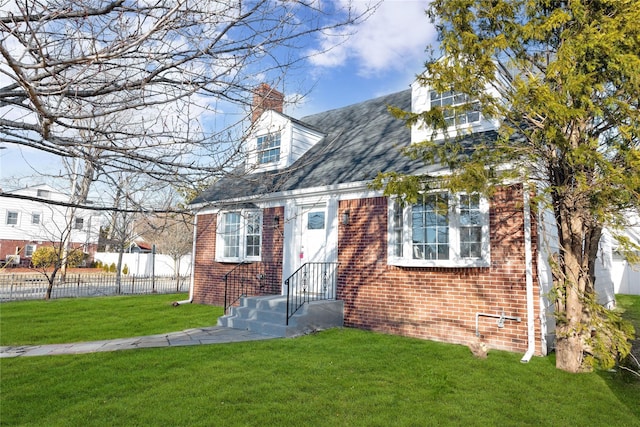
282,199,338,297
297,204,327,267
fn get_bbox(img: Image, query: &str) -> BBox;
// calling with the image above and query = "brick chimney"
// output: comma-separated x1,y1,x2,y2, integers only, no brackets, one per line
252,83,284,122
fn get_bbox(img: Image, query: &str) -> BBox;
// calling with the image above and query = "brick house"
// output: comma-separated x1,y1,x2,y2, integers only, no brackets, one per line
189,82,557,358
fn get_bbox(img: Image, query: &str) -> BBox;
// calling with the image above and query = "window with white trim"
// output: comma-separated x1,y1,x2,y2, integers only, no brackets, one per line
36,189,50,198
74,217,84,230
388,192,490,267
25,244,36,257
429,90,480,127
216,210,262,261
257,133,281,164
6,211,18,225
31,212,41,225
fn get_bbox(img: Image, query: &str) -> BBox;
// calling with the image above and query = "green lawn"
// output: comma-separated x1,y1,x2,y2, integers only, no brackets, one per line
0,293,220,345
1,294,639,426
618,294,640,331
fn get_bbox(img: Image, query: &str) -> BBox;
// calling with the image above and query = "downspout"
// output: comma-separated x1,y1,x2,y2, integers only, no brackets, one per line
174,213,198,306
521,185,536,363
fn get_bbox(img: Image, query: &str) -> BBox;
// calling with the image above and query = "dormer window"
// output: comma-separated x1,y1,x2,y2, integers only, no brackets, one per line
429,90,480,127
36,189,50,198
257,133,281,164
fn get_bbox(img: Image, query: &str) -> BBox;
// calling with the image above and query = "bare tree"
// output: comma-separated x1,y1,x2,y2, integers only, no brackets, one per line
138,212,194,278
0,0,376,192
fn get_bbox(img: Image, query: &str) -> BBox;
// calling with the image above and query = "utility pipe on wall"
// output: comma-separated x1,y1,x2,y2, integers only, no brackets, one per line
521,186,536,363
174,214,198,306
475,311,521,337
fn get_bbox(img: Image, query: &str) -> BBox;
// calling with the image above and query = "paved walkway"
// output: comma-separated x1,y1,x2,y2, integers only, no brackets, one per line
0,327,278,358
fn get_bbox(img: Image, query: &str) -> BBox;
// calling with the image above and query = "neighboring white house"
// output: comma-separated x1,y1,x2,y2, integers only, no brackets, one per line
595,218,640,296
0,184,102,266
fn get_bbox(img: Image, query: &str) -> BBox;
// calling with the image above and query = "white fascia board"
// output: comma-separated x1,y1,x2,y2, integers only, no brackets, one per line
193,180,383,215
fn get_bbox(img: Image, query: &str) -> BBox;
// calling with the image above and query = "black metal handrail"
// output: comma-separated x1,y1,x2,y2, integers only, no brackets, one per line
223,262,281,314
285,262,338,325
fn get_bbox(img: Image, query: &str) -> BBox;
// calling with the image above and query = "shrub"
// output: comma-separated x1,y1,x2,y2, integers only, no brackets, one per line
31,247,85,269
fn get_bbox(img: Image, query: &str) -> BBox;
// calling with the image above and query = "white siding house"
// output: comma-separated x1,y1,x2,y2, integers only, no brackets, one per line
0,184,101,266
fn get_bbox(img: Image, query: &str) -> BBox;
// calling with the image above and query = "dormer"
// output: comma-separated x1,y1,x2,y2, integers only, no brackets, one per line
246,84,325,173
410,61,504,144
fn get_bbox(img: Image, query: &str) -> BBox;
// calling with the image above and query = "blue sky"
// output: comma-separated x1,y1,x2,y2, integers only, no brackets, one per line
0,0,436,188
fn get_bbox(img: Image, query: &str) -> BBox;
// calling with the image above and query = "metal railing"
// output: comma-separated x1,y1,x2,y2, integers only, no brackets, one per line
285,262,338,325
223,262,281,314
0,274,189,302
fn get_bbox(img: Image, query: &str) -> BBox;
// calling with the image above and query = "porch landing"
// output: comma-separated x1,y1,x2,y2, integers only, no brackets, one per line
217,295,344,337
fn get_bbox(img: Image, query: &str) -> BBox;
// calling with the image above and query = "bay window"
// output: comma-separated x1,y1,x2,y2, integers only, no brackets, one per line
388,192,490,267
216,210,262,261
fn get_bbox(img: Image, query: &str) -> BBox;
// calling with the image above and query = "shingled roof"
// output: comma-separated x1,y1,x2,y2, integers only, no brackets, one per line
191,89,497,205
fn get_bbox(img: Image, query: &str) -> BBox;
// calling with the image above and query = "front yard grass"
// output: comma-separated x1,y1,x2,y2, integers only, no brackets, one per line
1,294,639,426
0,293,220,345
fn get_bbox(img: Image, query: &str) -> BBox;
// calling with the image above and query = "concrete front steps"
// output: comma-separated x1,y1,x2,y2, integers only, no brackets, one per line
217,295,344,337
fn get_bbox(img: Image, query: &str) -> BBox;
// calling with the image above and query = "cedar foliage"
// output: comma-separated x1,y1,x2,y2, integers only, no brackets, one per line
375,0,640,372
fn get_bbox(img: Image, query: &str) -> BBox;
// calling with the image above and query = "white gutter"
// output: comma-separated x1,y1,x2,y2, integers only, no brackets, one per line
174,214,198,306
521,185,536,363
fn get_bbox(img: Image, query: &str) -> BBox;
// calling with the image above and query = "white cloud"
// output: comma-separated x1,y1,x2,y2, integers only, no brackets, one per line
309,0,436,75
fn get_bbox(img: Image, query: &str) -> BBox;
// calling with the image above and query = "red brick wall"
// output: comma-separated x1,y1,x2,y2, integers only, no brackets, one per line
192,185,542,355
336,184,542,354
193,207,284,306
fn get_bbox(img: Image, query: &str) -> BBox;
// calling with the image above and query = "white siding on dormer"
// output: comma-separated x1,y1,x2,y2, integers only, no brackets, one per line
410,79,501,144
290,122,324,166
246,110,324,173
247,111,291,172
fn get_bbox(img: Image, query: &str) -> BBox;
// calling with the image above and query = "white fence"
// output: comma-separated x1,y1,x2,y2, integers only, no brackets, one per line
94,252,192,277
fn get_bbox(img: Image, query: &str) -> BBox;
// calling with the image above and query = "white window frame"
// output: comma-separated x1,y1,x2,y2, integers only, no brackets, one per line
6,211,18,225
25,244,36,257
429,90,481,128
74,217,84,230
387,192,490,268
256,133,281,165
31,212,41,225
36,189,50,198
215,210,263,262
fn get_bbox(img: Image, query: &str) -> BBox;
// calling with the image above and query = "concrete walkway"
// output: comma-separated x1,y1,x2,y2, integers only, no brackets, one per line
0,327,279,358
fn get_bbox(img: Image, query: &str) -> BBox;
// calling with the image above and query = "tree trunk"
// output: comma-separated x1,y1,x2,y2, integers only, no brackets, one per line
553,190,594,372
44,270,58,301
45,281,54,300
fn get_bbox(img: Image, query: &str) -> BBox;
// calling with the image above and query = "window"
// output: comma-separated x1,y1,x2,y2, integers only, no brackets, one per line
257,133,281,164
388,192,490,267
74,217,84,230
459,194,482,258
25,244,36,257
6,211,18,225
217,210,262,261
412,193,449,260
308,212,325,230
31,212,41,225
36,189,50,198
429,90,480,127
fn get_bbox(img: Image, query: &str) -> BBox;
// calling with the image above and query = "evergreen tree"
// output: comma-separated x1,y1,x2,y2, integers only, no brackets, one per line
376,0,639,372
